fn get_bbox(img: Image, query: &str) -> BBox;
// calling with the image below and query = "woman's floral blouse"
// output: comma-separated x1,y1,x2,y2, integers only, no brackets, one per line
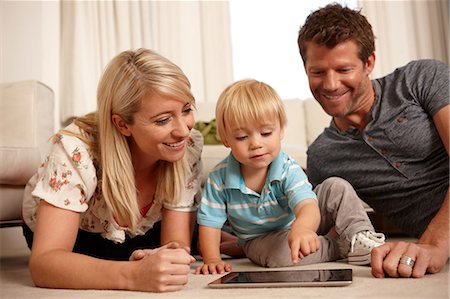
22,123,203,243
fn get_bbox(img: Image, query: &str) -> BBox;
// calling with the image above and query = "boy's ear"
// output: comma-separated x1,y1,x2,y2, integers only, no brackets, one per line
280,127,285,140
112,114,132,136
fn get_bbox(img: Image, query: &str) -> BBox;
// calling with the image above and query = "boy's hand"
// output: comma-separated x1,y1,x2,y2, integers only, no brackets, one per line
195,259,232,275
288,227,320,264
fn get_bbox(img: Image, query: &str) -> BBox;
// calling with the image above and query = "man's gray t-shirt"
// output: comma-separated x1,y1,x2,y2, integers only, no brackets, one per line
307,59,449,238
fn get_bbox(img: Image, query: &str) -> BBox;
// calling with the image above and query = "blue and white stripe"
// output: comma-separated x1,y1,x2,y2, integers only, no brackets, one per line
197,150,317,242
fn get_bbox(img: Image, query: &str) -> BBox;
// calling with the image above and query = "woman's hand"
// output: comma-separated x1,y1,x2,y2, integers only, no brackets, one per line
195,259,231,275
129,242,191,261
128,242,196,292
29,202,195,293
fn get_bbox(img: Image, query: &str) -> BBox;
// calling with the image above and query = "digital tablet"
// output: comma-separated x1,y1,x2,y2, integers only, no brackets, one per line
208,269,352,288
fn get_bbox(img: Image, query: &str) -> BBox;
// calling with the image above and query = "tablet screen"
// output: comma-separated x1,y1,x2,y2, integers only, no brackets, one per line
208,269,352,288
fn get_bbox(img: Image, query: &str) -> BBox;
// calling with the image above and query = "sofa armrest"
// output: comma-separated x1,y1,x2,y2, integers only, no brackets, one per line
0,80,55,224
0,80,54,159
200,144,230,184
0,147,41,185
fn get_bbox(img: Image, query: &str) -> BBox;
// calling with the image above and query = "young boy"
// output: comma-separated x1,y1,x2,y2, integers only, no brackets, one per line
196,79,385,274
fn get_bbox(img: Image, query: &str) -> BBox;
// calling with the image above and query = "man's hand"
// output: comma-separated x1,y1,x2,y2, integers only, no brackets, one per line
371,241,449,278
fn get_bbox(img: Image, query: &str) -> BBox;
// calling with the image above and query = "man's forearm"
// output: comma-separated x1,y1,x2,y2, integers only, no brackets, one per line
418,188,449,255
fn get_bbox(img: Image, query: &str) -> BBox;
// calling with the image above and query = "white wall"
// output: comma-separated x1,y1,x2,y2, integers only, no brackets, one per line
1,0,60,131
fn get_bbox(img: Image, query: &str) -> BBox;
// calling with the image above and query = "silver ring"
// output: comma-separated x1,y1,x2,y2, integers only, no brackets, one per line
400,255,415,267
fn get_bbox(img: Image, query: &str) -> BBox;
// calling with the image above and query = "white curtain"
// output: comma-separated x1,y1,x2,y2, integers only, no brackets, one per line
359,0,449,78
59,1,232,124
147,1,233,105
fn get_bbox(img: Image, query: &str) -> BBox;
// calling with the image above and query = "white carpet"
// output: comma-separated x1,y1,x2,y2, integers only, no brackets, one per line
1,227,449,299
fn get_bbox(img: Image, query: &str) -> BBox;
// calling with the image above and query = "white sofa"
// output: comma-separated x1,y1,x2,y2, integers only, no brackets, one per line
0,81,54,227
194,98,332,182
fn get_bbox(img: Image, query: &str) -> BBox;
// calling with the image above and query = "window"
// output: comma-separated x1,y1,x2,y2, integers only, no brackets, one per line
229,0,358,100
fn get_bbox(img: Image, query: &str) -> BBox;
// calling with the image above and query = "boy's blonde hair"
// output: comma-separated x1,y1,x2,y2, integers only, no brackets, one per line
69,48,195,229
215,79,287,143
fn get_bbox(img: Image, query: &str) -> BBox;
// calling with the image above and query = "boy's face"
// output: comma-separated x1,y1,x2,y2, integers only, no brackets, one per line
223,119,284,173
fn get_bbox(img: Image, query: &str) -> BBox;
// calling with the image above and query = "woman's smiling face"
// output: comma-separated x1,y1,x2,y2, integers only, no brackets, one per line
118,93,195,166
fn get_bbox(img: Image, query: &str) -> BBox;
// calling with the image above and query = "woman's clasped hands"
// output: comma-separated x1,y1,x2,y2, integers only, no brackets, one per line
129,242,195,292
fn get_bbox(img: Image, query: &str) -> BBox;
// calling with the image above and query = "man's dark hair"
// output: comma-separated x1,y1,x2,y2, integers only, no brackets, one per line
297,3,375,64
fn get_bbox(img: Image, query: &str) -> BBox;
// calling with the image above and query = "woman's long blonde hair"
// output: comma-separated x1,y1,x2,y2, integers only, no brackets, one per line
72,48,195,229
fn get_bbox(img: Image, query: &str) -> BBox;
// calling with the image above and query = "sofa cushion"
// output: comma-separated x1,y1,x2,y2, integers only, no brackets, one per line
0,147,41,185
0,80,55,224
0,185,24,221
303,98,332,145
200,145,230,183
282,144,307,168
282,99,308,149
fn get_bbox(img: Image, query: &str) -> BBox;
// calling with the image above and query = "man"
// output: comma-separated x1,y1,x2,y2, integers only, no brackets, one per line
297,3,449,278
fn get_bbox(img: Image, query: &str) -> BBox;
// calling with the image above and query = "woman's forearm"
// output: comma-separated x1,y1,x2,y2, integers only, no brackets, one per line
29,249,131,290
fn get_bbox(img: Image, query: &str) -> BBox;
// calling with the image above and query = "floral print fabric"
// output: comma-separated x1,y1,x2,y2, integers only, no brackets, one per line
22,123,203,243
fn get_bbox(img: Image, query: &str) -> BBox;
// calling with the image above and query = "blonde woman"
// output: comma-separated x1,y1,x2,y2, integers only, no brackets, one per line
22,49,202,292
